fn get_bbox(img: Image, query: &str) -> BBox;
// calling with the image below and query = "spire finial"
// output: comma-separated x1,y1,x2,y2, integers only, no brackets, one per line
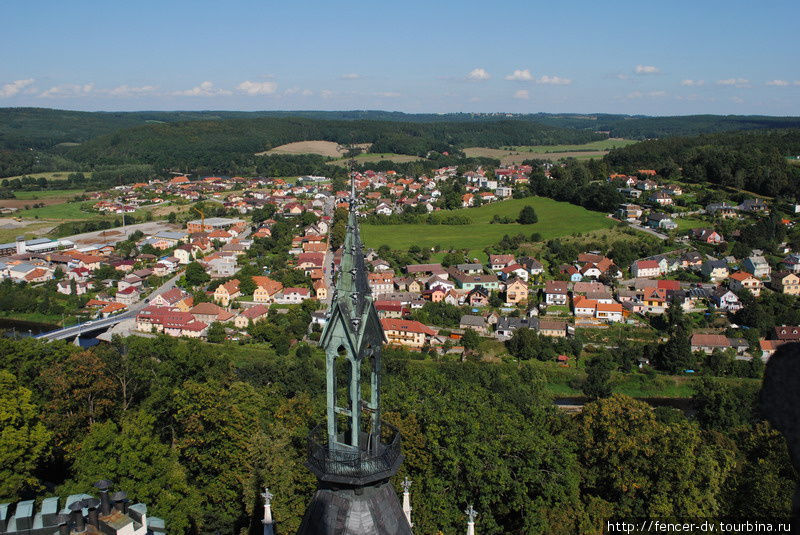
401,477,413,527
465,505,477,535
261,487,274,535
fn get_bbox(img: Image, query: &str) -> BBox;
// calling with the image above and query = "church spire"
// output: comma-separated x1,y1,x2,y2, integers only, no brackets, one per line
298,165,410,534
261,487,274,535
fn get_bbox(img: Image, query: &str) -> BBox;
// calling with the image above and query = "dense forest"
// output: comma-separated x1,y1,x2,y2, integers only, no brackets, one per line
0,335,795,534
4,108,800,151
605,129,800,197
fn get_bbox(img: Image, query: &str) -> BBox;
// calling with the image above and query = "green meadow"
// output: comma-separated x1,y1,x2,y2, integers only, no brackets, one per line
507,138,639,152
361,196,616,260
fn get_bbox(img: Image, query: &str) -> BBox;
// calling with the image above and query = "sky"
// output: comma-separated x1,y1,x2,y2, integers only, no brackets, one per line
2,0,799,115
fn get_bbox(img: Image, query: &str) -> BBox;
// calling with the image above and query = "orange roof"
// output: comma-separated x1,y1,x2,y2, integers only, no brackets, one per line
24,268,49,280
729,271,757,282
597,302,623,313
100,302,127,314
574,297,598,309
252,276,283,295
170,176,190,184
381,318,436,336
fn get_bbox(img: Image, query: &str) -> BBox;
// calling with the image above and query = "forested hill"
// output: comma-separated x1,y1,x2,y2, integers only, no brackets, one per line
4,108,800,151
66,117,603,167
604,129,800,197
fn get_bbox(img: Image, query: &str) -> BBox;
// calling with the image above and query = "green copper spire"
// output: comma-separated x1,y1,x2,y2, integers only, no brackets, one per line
320,170,386,453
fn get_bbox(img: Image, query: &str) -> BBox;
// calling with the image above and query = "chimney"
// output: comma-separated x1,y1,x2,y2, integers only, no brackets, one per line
111,491,128,514
93,480,113,515
68,502,85,533
84,498,100,527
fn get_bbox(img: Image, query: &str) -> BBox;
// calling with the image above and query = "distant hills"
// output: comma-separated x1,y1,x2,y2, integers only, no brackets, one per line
3,108,800,151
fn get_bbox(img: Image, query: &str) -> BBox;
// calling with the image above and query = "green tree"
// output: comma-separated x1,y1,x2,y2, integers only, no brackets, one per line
0,370,52,500
173,380,268,533
206,321,226,343
184,261,210,287
517,205,539,224
61,411,200,533
582,356,613,399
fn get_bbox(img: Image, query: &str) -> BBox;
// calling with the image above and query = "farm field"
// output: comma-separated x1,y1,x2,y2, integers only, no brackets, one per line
361,196,616,261
3,171,84,182
0,189,85,211
464,138,638,165
257,140,346,157
0,220,57,243
328,152,425,166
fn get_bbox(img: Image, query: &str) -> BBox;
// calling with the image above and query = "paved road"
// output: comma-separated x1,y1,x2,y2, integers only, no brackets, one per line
36,272,183,341
626,222,668,240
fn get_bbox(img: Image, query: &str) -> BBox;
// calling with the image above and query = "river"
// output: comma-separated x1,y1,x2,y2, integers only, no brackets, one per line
0,317,60,337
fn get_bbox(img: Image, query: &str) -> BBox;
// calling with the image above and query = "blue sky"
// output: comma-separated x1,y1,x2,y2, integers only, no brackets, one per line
2,0,799,115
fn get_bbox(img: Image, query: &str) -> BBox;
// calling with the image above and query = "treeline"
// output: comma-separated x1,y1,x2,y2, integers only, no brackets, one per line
0,336,795,535
604,129,800,197
519,159,624,213
66,117,602,169
363,212,473,225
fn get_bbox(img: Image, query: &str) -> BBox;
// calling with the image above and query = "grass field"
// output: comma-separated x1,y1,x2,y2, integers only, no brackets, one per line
12,189,85,200
361,196,616,260
328,153,426,166
258,140,346,158
0,221,56,243
508,138,639,152
464,138,638,165
3,171,83,182
14,201,95,220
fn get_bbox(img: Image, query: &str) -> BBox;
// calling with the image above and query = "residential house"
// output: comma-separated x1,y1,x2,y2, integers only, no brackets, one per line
489,254,516,271
451,272,500,291
770,271,800,295
459,314,487,334
500,264,529,282
368,272,395,295
647,213,677,230
253,276,284,303
650,191,673,206
275,287,311,304
519,257,544,276
313,280,328,300
466,286,490,307
234,304,270,329
632,259,661,278
151,288,193,310
706,202,739,218
760,339,786,361
573,296,597,317
702,260,729,282
691,334,731,354
116,286,140,305
214,279,241,307
381,318,436,349
544,281,569,306
711,288,742,312
596,302,624,323
189,302,230,325
782,253,800,274
504,278,528,305
426,275,455,293
773,326,800,344
742,255,771,279
494,317,530,339
728,271,763,297
692,228,724,244
173,244,194,264
456,263,483,275
537,319,568,338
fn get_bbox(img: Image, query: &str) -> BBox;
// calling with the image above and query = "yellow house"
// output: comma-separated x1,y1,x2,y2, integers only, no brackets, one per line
252,276,283,303
504,278,528,305
313,280,328,300
380,318,435,349
771,271,800,295
234,304,270,329
214,279,241,307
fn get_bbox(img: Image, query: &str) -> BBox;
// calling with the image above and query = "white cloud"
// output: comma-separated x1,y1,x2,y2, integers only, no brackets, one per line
716,78,750,87
731,96,745,104
39,83,94,98
340,73,361,80
538,75,571,85
237,80,277,95
635,65,660,75
680,79,704,87
103,85,157,97
0,78,35,97
374,91,401,98
172,81,232,96
284,87,313,96
468,96,480,103
320,89,333,99
513,89,529,100
467,68,490,81
766,79,790,86
627,90,667,99
505,69,533,81
615,73,630,80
